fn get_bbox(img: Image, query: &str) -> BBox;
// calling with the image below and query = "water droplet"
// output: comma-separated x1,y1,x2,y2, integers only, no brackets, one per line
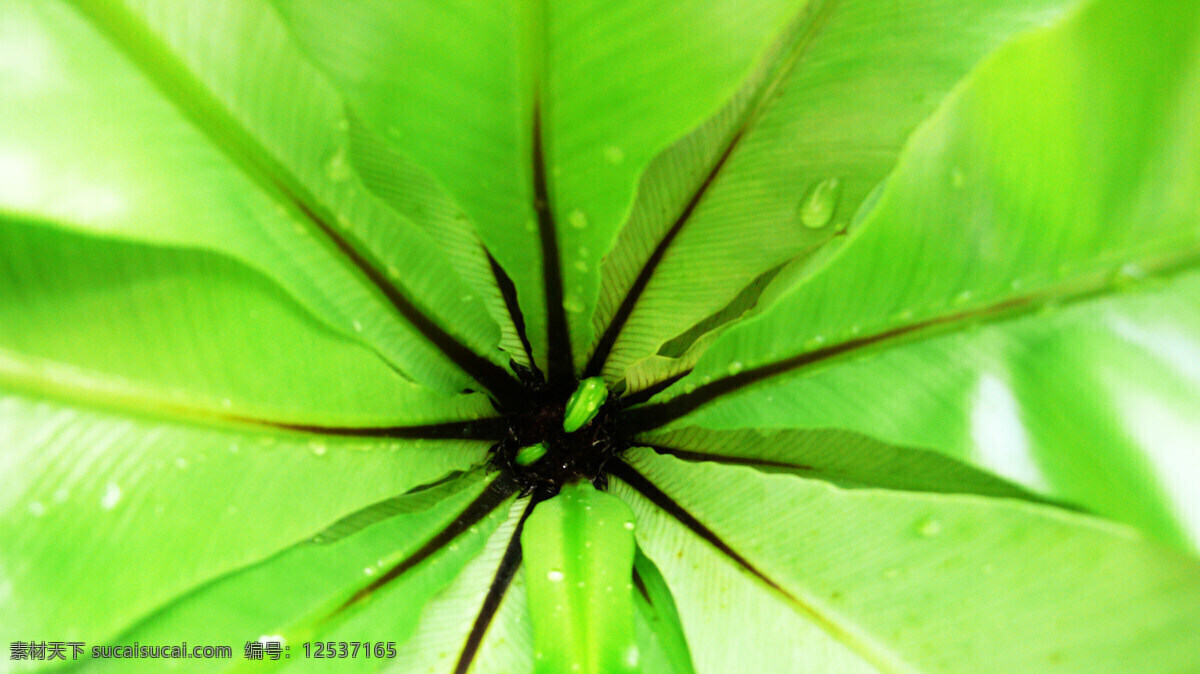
954,290,974,306
363,567,375,575
28,501,46,517
623,520,635,531
52,488,69,503
461,294,474,303
804,335,826,350
387,265,400,279
220,398,233,409
603,145,625,164
352,320,363,333
568,209,588,229
101,482,122,510
683,382,696,394
798,177,842,229
335,118,350,132
1113,262,1145,287
547,570,564,582
324,146,352,182
950,167,965,189
573,260,588,272
882,568,900,579
727,361,744,375
562,294,585,313
915,517,942,538
175,457,189,469
309,441,327,457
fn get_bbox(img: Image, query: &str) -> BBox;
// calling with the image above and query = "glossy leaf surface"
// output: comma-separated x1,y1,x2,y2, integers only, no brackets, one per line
1,0,1198,671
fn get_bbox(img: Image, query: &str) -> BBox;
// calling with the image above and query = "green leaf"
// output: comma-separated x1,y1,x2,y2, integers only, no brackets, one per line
83,473,507,671
385,498,532,674
627,0,1200,545
268,0,799,376
46,0,519,399
631,548,696,674
588,0,1082,383
0,211,493,426
521,482,639,674
636,427,1048,501
0,391,489,647
616,448,1200,673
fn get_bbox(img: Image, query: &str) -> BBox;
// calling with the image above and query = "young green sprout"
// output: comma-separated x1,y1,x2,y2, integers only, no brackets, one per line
562,376,607,433
514,442,548,467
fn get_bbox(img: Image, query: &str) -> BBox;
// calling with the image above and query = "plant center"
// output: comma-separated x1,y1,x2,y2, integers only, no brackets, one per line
489,377,627,496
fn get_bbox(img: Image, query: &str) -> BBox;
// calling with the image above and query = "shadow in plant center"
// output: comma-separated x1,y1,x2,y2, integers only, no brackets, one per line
488,373,629,497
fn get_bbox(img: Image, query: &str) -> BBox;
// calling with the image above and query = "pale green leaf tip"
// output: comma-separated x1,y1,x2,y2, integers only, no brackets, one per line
563,376,607,433
515,442,548,467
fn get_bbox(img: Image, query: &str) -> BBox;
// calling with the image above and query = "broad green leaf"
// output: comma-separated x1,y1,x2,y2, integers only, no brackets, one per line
345,117,532,367
616,449,1200,673
590,0,1080,383
269,0,798,376
385,498,531,674
80,473,506,672
631,0,1200,545
521,482,639,674
637,427,1046,501
36,0,516,397
0,212,493,426
612,475,875,673
631,548,695,674
460,568,535,674
0,392,489,649
666,271,1200,550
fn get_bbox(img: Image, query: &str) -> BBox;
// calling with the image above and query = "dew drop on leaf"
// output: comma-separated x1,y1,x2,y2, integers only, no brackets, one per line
1113,262,1145,287
568,208,588,229
798,177,841,229
324,146,352,182
309,441,327,457
547,569,564,582
950,167,966,189
27,501,45,517
915,517,942,538
101,482,121,510
603,145,625,164
562,294,585,313
727,361,744,375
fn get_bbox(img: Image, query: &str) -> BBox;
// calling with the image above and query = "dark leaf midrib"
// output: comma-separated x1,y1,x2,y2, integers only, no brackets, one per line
532,105,575,388
329,473,519,617
453,495,542,673
611,461,892,670
70,0,525,409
